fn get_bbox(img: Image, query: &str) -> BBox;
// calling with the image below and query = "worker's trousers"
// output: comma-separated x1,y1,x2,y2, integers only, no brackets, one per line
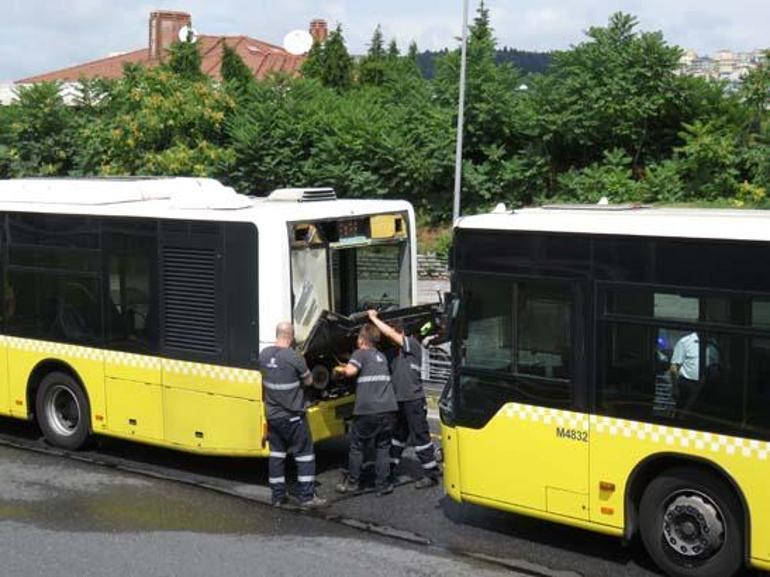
390,398,439,479
267,415,315,504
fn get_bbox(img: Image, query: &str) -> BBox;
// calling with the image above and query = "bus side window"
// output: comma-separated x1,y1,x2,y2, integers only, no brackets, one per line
599,288,770,439
6,214,102,345
103,220,158,353
461,277,512,371
516,282,572,380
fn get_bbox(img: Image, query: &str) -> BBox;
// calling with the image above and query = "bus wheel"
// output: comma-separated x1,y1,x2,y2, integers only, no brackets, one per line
35,371,91,450
639,467,743,577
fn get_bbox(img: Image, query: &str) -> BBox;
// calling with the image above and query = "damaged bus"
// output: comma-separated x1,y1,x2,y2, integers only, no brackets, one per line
0,177,429,457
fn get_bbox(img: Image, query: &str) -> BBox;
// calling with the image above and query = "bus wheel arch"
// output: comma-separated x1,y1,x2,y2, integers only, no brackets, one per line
624,453,750,568
27,360,92,450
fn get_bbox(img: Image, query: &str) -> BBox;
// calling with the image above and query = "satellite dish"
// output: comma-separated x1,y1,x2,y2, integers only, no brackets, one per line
283,29,314,55
178,25,198,44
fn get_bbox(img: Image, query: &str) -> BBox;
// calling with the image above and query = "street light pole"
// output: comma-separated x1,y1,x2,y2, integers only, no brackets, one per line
452,0,469,224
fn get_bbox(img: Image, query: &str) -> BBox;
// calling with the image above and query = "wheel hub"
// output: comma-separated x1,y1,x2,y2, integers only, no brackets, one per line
663,493,724,558
46,385,81,437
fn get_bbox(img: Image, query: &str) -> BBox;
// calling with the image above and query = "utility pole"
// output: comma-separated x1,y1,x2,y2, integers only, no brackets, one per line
452,0,469,223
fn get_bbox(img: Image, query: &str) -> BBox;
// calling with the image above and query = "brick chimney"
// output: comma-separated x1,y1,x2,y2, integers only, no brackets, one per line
309,19,328,44
148,11,192,60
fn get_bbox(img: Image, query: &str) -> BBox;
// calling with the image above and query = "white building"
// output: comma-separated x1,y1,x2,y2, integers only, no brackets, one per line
679,48,768,90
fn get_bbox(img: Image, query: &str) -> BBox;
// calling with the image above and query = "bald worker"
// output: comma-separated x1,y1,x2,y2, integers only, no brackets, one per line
259,321,326,509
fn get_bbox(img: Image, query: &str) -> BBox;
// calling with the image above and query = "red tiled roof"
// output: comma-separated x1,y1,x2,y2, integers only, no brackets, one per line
16,35,306,84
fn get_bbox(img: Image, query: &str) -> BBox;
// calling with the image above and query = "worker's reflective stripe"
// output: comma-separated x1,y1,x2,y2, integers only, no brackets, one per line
390,458,400,465
422,461,438,469
410,363,421,372
415,442,433,452
301,370,311,379
357,375,390,383
264,381,300,391
269,451,287,459
269,476,286,484
349,359,362,369
391,438,406,447
295,454,315,463
297,475,315,483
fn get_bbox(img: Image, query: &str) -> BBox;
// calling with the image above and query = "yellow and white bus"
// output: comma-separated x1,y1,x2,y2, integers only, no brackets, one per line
0,177,416,457
440,205,770,577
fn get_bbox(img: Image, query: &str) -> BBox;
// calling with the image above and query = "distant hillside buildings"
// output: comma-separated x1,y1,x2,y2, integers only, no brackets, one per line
679,49,767,89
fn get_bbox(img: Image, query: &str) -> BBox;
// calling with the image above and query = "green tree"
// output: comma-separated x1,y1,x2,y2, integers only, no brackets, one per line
301,39,325,80
407,41,419,62
674,120,742,200
302,25,354,90
221,43,256,88
387,39,400,59
740,50,770,134
166,39,205,81
75,65,234,176
434,0,529,208
0,104,18,177
534,13,686,174
226,76,455,216
5,82,77,176
359,26,387,85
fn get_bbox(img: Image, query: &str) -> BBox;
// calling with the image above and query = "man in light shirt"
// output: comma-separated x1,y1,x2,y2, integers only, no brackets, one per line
669,332,720,414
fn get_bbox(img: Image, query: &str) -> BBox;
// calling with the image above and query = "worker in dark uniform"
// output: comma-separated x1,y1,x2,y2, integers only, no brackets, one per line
259,321,326,509
368,310,440,488
334,323,398,496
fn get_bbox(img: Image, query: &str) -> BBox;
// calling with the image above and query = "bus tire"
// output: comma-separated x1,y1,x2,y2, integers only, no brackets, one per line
35,371,91,451
639,467,743,577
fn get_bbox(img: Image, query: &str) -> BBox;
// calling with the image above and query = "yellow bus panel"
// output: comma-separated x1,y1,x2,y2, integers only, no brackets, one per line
105,378,164,441
104,350,162,385
455,403,589,518
5,337,107,421
306,395,353,442
0,340,8,415
161,358,262,402
0,336,352,459
440,424,461,502
163,387,263,453
446,402,770,567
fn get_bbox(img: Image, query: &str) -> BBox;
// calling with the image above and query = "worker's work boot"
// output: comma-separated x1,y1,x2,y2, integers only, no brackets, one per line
414,476,439,490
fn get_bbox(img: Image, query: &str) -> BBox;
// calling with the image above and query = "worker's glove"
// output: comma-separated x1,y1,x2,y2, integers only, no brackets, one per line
332,365,347,380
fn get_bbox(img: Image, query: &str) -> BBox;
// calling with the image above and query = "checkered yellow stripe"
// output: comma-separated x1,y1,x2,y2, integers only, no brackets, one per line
163,359,259,384
501,402,770,461
502,403,589,430
2,336,258,384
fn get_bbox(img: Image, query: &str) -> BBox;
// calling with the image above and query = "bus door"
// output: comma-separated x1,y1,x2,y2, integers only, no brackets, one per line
455,276,590,520
102,221,164,441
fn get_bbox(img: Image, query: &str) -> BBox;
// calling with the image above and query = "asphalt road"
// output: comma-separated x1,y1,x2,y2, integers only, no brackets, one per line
0,417,761,577
0,441,515,577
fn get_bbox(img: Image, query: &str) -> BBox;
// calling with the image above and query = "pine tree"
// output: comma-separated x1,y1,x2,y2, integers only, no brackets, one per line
166,39,205,81
387,39,400,59
301,39,325,80
360,25,387,85
407,41,419,62
221,43,255,87
318,25,354,90
369,25,385,58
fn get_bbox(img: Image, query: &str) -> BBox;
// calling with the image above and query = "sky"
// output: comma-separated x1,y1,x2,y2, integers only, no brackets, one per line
1,0,768,82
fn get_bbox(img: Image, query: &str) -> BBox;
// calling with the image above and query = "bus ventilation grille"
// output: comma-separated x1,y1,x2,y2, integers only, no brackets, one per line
162,246,220,355
301,189,336,202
